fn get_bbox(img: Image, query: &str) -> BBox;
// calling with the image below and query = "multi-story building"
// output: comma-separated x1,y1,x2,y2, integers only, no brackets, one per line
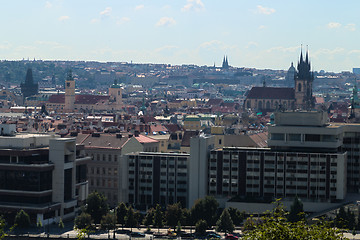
126,152,189,210
76,132,159,207
0,124,90,225
208,111,350,210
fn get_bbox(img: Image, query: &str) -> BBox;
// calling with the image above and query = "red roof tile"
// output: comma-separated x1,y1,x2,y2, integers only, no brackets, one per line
135,135,159,144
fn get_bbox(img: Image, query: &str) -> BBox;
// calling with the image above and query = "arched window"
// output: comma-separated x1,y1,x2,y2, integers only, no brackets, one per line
298,83,302,92
258,101,262,110
266,101,270,109
247,100,251,108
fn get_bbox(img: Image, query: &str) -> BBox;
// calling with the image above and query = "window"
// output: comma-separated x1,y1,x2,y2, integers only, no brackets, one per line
288,134,301,141
108,155,112,162
114,155,118,162
271,133,285,141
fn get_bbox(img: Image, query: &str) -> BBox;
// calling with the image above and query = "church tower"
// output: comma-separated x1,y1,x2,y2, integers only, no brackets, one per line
20,68,38,101
294,49,314,110
65,70,75,111
109,79,123,107
222,55,229,69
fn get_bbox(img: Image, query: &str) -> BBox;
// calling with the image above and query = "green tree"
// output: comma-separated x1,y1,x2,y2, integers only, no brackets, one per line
85,191,109,224
287,196,305,223
100,213,116,230
37,218,42,229
153,204,164,233
14,210,30,229
0,216,6,240
116,202,128,229
242,200,346,240
228,207,245,226
125,206,138,231
74,212,93,229
335,207,348,229
58,218,64,229
216,209,235,234
191,196,219,228
143,208,155,227
166,203,183,230
195,220,207,236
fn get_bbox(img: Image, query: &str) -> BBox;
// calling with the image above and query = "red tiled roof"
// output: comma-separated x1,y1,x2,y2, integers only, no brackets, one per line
47,94,109,104
150,124,168,133
135,135,159,144
247,87,295,100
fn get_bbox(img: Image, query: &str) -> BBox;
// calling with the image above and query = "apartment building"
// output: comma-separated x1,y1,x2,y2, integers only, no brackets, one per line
126,152,189,210
208,111,348,204
76,132,159,207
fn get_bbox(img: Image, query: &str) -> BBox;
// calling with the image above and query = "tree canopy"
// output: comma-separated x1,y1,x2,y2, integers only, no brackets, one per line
85,191,109,224
191,196,219,227
216,209,235,234
287,196,305,223
242,200,347,240
116,202,127,228
14,210,30,229
166,203,183,230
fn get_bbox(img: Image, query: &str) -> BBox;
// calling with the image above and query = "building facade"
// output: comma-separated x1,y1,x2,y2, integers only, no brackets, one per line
126,152,189,210
0,125,90,225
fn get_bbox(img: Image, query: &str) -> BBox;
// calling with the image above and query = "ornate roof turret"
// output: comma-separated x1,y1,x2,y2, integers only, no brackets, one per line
111,79,121,88
67,70,74,81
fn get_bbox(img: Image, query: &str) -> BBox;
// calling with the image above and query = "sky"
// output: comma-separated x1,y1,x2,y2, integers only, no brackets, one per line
1,0,360,72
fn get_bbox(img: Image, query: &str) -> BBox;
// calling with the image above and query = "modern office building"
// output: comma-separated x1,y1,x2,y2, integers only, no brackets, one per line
0,124,90,225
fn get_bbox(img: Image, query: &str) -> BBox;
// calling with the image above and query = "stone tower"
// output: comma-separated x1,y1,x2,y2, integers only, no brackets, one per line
65,70,75,111
20,68,38,101
108,79,122,106
294,49,314,110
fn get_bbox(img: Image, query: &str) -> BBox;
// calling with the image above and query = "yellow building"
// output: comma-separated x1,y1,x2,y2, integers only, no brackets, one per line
183,115,201,131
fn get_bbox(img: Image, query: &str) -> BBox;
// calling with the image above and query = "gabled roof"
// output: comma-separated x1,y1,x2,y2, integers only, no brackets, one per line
76,133,129,149
247,87,295,100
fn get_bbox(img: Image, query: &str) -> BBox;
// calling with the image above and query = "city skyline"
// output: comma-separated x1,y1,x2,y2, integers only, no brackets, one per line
1,1,360,72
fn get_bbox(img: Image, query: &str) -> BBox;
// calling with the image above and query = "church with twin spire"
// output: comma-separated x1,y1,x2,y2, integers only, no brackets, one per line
244,49,315,112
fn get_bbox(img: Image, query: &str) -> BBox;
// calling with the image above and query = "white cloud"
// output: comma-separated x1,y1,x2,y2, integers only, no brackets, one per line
256,5,275,15
266,46,299,53
199,40,238,51
346,23,356,31
58,16,70,22
45,1,52,8
135,5,144,11
100,7,112,17
182,0,205,12
91,18,99,24
154,45,179,53
0,42,12,50
117,17,130,25
327,22,341,29
259,25,266,30
246,42,258,49
156,17,176,27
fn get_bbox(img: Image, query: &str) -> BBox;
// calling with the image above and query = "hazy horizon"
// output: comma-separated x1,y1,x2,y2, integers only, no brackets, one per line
1,1,360,72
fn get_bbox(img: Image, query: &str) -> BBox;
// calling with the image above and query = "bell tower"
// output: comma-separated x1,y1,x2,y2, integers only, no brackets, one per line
65,70,75,111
